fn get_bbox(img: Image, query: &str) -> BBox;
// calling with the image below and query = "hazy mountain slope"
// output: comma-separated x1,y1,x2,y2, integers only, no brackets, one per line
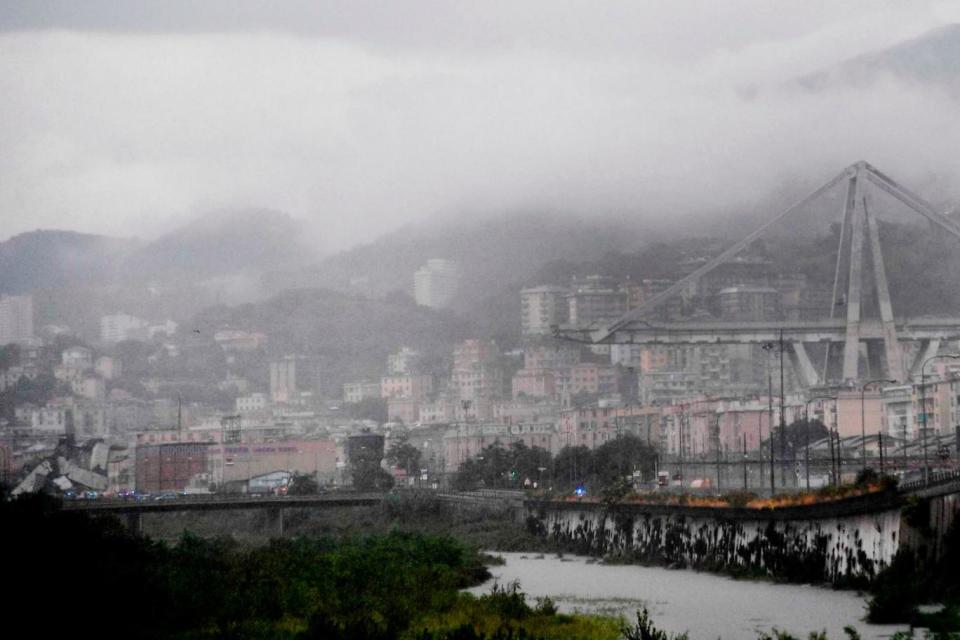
799,24,960,94
271,211,652,304
2,210,318,340
0,230,137,295
192,287,472,389
124,208,316,280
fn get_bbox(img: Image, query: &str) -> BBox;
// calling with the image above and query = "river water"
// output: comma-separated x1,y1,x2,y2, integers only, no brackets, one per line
468,552,909,639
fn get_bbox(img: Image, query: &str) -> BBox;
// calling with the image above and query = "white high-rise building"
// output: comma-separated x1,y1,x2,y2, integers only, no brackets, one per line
520,285,569,335
0,295,34,345
100,314,149,343
414,259,461,309
270,356,299,403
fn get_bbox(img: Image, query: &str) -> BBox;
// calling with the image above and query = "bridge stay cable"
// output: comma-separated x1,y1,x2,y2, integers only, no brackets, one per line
553,160,960,387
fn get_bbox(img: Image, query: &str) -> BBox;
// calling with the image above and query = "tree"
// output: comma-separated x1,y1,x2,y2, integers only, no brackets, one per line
287,472,319,495
348,435,394,492
593,433,657,488
507,441,551,487
353,465,395,492
452,457,484,491
0,344,20,370
769,419,829,455
386,441,422,477
452,441,519,490
553,446,592,491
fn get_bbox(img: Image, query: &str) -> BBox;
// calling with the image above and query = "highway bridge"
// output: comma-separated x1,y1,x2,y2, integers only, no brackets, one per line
556,161,960,386
62,489,527,536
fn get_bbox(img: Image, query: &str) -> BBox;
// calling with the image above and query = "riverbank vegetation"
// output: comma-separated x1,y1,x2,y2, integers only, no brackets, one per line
8,486,960,638
1,489,617,639
867,515,960,632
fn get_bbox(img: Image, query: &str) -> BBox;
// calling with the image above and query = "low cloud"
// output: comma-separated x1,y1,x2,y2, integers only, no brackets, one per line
1,2,959,252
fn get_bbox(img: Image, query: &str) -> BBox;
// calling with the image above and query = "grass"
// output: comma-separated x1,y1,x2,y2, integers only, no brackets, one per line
407,590,624,640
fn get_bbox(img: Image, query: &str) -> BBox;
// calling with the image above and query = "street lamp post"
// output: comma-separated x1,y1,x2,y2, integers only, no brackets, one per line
805,395,836,490
778,330,787,489
762,340,782,493
742,433,748,490
714,413,722,490
920,354,960,486
757,412,764,490
861,379,896,473
678,410,685,488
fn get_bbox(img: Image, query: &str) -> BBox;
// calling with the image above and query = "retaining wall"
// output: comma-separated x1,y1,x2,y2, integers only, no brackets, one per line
527,495,905,583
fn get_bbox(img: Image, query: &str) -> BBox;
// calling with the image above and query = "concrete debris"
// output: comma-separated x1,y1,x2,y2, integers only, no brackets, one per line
12,460,53,496
90,442,109,472
57,457,108,491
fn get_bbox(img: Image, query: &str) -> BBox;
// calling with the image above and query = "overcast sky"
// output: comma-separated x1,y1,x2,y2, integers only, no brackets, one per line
2,1,959,252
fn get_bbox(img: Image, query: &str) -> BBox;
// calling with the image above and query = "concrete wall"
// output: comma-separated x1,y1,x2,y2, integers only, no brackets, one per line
529,500,903,584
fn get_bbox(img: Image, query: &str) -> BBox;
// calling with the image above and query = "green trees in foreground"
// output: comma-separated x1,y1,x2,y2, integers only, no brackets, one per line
5,486,960,638
3,489,617,639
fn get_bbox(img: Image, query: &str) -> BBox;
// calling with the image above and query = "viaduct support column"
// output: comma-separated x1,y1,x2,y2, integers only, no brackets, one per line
125,511,143,537
842,166,867,381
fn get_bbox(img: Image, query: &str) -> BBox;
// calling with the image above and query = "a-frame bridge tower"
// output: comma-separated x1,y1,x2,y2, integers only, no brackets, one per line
557,161,960,387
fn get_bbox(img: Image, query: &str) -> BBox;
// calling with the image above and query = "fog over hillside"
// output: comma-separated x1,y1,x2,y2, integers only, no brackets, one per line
2,3,959,254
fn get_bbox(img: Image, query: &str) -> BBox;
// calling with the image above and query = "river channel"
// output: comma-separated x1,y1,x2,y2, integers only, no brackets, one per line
467,552,909,639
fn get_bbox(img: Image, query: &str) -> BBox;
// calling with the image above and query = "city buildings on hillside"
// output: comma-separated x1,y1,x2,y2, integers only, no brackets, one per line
388,346,422,375
881,384,914,442
62,345,93,370
380,374,434,400
343,381,382,403
523,343,581,370
236,392,269,414
387,397,420,424
442,422,558,470
556,403,662,451
95,355,122,380
414,258,461,309
100,313,149,343
622,278,674,312
520,285,569,335
717,286,781,321
682,255,775,300
213,328,268,352
269,355,325,404
0,294,34,345
567,275,627,326
100,314,177,343
451,339,504,401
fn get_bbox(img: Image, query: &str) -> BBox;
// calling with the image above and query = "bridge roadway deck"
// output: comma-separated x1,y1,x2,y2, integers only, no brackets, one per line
61,489,525,515
62,493,384,514
556,317,960,345
61,480,960,522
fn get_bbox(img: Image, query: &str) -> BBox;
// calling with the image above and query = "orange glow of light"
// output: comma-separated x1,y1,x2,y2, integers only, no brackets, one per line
554,483,885,510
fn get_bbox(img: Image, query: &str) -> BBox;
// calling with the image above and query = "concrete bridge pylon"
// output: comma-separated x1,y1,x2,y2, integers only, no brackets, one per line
563,161,960,387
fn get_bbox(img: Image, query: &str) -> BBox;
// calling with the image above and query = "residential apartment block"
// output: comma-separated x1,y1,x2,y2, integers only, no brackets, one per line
0,294,34,345
520,285,569,335
414,259,461,309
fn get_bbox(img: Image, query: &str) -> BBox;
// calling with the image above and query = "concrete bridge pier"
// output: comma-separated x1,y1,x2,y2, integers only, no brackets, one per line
265,505,285,538
125,511,143,537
